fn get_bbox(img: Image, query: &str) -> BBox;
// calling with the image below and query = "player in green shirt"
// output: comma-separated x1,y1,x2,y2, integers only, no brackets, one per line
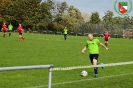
82,33,109,77
63,27,68,40
8,23,13,37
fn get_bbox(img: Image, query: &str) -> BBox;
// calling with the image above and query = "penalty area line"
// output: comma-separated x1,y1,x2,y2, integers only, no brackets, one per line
26,72,133,88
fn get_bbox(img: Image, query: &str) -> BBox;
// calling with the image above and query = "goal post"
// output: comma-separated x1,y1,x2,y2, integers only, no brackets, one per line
0,64,54,88
123,29,133,39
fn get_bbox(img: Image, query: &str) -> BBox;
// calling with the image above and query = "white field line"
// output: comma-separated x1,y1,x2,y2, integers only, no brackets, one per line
25,61,133,88
26,72,133,88
53,61,133,71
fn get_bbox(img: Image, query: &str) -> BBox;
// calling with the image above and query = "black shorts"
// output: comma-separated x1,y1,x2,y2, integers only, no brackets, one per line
3,30,6,33
64,34,67,36
9,30,12,32
89,54,99,64
104,39,108,41
19,33,22,36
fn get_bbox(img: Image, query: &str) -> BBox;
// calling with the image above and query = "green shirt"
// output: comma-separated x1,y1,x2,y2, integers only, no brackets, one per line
8,25,13,30
86,38,100,54
64,29,67,34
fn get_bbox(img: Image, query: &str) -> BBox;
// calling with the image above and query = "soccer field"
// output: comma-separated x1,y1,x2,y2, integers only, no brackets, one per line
0,32,133,88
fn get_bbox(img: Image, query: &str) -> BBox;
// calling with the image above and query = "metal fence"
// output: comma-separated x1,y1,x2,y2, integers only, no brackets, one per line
0,64,54,88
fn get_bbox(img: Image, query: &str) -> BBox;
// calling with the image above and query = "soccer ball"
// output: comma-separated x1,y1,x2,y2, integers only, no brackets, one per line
81,70,88,77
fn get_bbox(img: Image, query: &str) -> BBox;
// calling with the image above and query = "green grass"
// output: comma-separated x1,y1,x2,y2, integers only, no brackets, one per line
0,32,133,88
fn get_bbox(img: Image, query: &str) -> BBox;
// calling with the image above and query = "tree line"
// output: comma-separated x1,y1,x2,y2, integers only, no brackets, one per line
0,0,133,33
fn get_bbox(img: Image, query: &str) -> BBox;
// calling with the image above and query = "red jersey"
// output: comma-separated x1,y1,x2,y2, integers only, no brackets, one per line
104,33,110,40
2,24,7,31
17,26,23,33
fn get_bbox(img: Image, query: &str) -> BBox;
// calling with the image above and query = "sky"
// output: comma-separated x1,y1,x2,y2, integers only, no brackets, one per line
42,0,133,18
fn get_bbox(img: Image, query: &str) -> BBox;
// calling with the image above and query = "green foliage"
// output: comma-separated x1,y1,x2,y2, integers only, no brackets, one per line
102,10,114,29
0,0,11,22
61,6,84,32
5,0,51,30
0,0,133,33
89,12,101,24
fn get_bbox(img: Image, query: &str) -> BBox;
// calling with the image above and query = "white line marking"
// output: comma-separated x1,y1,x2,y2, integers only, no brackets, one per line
53,61,133,71
26,72,133,88
25,61,133,88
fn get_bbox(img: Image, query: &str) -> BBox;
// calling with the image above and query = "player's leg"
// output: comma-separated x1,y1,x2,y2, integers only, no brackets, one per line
18,33,22,41
105,40,107,46
93,59,98,77
64,34,66,40
18,36,21,41
90,54,98,77
101,63,104,69
2,32,4,37
21,34,25,40
65,34,67,40
105,40,108,46
2,33,4,37
64,34,65,40
106,41,108,46
9,31,11,37
3,31,6,37
92,54,99,77
22,36,25,40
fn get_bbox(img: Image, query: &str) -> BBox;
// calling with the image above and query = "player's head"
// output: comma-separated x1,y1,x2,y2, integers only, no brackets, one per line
19,24,21,26
3,23,5,25
88,33,93,40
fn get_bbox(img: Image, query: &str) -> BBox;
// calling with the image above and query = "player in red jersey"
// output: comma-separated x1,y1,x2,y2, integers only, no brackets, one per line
17,24,25,41
103,31,110,46
1,23,7,37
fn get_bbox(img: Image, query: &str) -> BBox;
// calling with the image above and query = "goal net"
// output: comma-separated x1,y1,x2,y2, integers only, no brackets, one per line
123,30,133,39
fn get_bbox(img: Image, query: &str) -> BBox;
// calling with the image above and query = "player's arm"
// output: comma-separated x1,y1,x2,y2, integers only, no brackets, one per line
99,43,109,50
108,37,110,39
82,46,88,54
108,35,110,39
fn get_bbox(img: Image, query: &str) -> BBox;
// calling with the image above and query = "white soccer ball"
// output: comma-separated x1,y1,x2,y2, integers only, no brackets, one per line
81,70,88,77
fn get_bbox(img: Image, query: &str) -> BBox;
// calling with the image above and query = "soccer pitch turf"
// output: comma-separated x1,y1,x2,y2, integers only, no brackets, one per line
0,32,133,88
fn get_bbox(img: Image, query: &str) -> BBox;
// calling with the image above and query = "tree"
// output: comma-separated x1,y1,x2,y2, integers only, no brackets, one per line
61,5,84,32
130,16,133,29
102,10,114,29
0,0,11,22
6,0,51,31
53,1,68,22
89,12,101,24
81,12,91,23
113,16,122,24
122,16,131,29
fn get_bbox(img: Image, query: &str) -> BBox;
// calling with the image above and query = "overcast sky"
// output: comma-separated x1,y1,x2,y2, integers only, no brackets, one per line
42,0,133,18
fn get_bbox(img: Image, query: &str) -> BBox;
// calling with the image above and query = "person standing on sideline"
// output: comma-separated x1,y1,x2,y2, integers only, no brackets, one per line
1,23,7,37
82,33,109,77
17,24,25,42
8,23,13,37
63,27,68,40
103,31,110,46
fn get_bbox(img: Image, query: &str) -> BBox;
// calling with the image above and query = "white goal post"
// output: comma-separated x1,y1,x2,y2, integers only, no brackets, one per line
0,64,54,88
123,29,133,39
